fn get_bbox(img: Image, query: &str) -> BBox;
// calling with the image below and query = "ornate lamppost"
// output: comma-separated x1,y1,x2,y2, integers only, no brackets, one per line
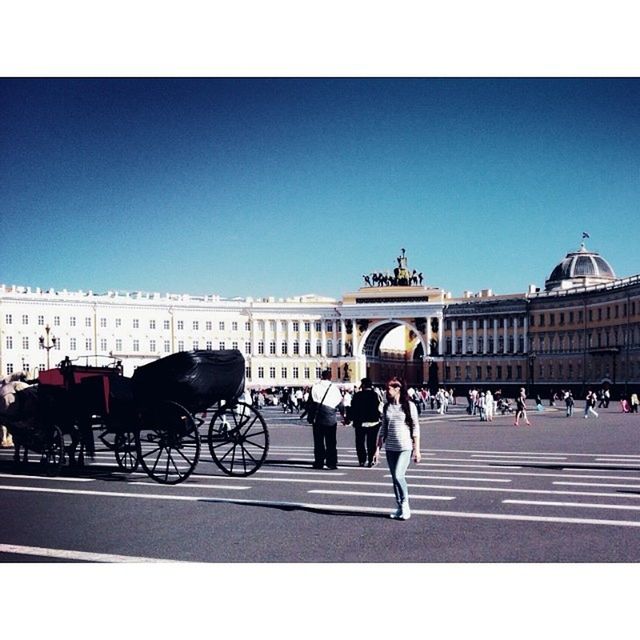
528,352,537,395
39,324,58,369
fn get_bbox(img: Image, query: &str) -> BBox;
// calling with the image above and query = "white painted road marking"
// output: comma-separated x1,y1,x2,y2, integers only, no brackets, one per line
503,499,640,512
6,489,639,527
6,479,640,500
552,481,640,489
0,473,94,482
0,543,175,562
425,448,640,458
128,482,251,490
406,468,640,481
308,490,455,501
394,475,512,483
470,453,567,460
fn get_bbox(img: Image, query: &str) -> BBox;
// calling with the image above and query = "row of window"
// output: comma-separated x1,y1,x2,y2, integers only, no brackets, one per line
445,336,525,355
444,360,640,382
3,361,326,380
3,315,341,333
5,336,344,356
533,327,640,352
532,301,638,327
251,366,322,381
256,340,340,356
446,317,522,330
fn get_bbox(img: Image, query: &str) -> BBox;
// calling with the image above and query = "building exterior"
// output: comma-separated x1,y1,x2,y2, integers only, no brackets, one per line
2,244,639,398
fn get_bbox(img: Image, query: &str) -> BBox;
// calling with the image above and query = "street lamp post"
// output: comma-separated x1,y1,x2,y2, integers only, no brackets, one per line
528,352,536,396
39,324,58,369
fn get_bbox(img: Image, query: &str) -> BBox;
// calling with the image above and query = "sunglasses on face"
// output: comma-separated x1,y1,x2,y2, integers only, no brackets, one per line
387,384,401,390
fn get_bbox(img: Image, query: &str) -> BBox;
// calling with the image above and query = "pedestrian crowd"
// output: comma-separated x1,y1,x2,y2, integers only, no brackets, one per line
244,377,640,522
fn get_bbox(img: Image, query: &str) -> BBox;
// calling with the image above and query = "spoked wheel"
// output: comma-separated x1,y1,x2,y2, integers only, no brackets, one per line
137,402,200,484
208,401,269,476
40,426,65,476
98,428,116,451
114,431,139,472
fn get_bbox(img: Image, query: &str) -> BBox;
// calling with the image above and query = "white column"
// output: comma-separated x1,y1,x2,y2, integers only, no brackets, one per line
340,320,346,356
352,321,359,358
321,321,327,357
462,319,467,354
513,317,518,353
523,316,529,352
472,319,478,354
493,318,499,354
287,320,294,358
451,319,457,354
332,321,338,356
426,315,432,356
503,317,509,353
438,317,444,355
310,320,317,359
251,319,259,357
275,319,281,357
483,318,488,354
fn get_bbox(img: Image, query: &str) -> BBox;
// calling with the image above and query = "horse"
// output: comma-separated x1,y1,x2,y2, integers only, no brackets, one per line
0,376,93,467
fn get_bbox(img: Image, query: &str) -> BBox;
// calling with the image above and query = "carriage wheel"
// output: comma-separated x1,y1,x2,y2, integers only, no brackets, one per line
114,431,139,473
40,426,65,476
98,428,116,451
137,402,200,484
208,401,269,476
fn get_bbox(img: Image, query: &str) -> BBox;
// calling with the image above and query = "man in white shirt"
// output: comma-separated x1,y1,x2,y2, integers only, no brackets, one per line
309,369,343,469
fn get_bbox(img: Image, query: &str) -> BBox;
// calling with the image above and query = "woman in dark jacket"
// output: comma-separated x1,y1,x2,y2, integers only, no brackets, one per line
346,377,382,467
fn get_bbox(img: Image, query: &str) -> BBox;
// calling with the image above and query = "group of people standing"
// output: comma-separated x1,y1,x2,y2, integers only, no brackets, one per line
306,370,420,521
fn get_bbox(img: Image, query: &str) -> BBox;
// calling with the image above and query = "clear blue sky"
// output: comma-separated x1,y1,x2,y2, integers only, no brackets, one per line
1,78,638,299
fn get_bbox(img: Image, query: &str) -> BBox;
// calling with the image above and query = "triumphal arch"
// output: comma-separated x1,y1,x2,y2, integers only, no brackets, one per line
337,249,445,387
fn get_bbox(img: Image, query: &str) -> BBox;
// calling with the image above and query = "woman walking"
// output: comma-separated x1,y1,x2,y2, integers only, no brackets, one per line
374,377,421,520
584,390,599,419
514,388,531,426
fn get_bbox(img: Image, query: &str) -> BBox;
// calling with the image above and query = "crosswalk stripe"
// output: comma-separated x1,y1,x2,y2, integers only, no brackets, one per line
503,499,640,512
406,468,640,481
399,475,511,483
553,481,640,489
307,490,455,501
132,482,251,490
0,485,251,499
424,448,639,458
0,473,94,482
470,453,567,460
0,543,176,563
284,456,525,469
4,484,639,527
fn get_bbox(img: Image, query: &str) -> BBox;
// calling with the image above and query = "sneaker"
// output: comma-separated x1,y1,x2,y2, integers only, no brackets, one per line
399,502,411,520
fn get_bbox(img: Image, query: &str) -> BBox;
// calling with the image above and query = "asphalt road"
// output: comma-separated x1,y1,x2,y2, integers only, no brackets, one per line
2,401,640,563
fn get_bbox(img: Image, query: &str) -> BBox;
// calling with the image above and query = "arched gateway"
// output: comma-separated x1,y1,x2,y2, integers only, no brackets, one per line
336,250,445,389
359,319,430,386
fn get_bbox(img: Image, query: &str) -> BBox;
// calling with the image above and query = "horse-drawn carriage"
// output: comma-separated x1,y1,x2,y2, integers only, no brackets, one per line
0,350,269,484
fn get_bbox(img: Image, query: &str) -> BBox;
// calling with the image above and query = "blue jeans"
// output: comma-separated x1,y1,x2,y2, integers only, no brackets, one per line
386,449,411,506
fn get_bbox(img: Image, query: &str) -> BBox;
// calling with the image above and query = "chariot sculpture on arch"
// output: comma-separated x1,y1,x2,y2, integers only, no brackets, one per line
363,248,424,287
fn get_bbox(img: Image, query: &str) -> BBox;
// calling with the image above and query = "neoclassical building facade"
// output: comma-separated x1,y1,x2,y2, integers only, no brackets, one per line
1,244,639,396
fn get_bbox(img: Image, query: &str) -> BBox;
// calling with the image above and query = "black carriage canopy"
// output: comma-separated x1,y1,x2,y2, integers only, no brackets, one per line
132,349,246,412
